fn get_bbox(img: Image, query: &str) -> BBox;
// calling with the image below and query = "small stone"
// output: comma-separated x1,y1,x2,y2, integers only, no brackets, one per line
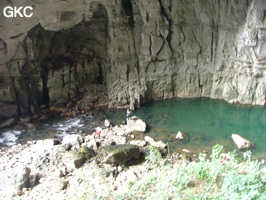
117,165,123,172
104,119,111,127
176,131,186,140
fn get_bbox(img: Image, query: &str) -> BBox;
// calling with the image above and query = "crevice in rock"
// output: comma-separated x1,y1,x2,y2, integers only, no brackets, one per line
121,0,134,27
41,60,49,106
158,0,173,55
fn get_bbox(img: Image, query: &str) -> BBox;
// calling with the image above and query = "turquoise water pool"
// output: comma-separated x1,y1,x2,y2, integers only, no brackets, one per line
1,97,265,159
105,98,266,159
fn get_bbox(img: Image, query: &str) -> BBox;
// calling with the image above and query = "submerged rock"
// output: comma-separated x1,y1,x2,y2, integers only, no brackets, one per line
100,144,140,165
231,134,252,150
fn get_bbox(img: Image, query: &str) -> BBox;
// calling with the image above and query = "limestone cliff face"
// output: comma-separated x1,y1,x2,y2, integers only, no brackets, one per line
0,0,265,116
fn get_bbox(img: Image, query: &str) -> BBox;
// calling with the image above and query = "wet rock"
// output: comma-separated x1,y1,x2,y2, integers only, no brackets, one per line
100,145,140,165
231,134,252,149
127,116,146,132
0,118,17,128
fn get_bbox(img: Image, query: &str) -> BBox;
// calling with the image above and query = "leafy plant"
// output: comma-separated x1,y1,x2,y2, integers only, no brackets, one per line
145,146,162,165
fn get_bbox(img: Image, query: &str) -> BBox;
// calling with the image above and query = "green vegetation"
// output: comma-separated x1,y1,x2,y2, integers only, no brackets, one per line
76,145,266,200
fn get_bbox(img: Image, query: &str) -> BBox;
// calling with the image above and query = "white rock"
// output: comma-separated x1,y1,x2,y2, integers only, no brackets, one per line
62,135,83,150
176,131,186,140
231,134,252,149
104,119,111,127
149,141,167,149
144,136,155,142
127,116,146,132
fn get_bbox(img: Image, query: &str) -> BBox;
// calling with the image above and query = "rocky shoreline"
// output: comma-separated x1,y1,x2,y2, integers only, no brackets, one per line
0,117,177,200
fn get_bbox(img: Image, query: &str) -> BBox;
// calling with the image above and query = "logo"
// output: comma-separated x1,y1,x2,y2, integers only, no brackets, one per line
3,6,33,18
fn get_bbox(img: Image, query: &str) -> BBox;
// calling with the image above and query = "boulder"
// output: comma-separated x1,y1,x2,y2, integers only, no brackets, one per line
149,141,167,149
127,116,146,132
0,118,17,128
231,134,252,149
35,139,59,151
62,151,86,171
0,166,31,195
85,137,98,149
144,136,167,149
101,144,140,165
104,135,127,145
79,146,95,159
62,134,83,150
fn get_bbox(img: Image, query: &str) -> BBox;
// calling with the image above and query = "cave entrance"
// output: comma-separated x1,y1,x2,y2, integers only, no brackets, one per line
27,3,109,107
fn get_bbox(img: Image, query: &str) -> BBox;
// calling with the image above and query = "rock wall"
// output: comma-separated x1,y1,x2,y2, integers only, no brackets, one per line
0,0,265,117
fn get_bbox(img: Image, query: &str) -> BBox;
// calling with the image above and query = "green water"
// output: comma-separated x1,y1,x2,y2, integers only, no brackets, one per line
105,98,266,159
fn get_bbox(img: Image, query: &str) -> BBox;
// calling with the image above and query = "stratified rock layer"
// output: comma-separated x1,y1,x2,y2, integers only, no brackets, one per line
0,0,265,117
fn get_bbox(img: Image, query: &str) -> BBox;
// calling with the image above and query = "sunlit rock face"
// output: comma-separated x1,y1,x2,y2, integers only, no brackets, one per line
0,0,265,116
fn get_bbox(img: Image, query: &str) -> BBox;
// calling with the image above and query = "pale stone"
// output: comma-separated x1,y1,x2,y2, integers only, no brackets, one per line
104,119,111,127
62,135,83,150
149,141,167,149
144,136,155,142
176,131,186,140
62,152,86,171
231,134,252,149
129,140,147,147
127,116,146,132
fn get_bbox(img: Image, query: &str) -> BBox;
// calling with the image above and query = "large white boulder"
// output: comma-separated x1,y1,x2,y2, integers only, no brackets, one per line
127,116,146,132
231,134,252,149
62,134,83,150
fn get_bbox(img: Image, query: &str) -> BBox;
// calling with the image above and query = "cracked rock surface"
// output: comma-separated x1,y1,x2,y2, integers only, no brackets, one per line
0,0,265,118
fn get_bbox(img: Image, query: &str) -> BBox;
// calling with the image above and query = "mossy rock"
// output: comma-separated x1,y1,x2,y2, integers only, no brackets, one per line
100,144,140,165
63,151,87,170
79,146,95,159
